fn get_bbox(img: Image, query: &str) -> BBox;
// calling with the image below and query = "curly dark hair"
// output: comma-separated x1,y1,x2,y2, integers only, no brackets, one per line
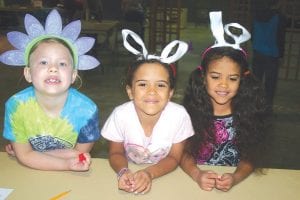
183,47,269,168
125,58,177,89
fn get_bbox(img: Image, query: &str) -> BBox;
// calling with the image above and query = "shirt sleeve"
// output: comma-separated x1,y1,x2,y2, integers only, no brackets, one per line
101,107,124,142
172,108,195,143
3,98,17,141
77,108,101,143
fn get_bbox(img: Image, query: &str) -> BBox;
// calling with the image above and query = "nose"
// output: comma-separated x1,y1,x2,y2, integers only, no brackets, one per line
147,85,157,94
218,78,228,88
48,64,58,73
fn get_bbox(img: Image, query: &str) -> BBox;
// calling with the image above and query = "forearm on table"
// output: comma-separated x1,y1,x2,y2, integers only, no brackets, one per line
180,152,200,181
145,141,186,179
43,142,94,158
109,151,129,173
15,149,70,171
144,154,180,180
43,148,79,158
232,160,254,185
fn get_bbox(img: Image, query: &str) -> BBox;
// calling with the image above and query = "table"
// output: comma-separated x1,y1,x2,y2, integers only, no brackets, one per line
0,152,299,200
81,20,120,72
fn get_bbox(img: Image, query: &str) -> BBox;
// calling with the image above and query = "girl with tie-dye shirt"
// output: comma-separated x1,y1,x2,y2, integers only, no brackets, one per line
1,9,101,171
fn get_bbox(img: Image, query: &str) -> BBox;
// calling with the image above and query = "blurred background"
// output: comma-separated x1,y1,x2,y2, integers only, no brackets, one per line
0,0,299,169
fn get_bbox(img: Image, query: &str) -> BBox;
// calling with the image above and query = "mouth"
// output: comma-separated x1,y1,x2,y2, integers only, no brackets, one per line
216,91,229,96
144,99,159,104
45,77,61,84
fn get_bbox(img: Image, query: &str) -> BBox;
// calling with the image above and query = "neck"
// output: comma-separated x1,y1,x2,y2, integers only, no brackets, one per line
213,103,232,116
137,113,160,137
35,91,69,118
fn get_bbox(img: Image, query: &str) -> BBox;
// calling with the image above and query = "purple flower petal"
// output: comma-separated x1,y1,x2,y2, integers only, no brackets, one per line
7,31,30,50
45,9,62,35
0,50,25,66
62,20,81,42
77,55,100,70
24,14,45,39
74,37,95,55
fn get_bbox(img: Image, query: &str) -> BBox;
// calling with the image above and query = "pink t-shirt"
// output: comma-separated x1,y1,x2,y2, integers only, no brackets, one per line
101,101,194,164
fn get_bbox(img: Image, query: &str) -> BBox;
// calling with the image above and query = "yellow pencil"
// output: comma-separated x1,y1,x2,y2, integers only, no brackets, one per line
49,190,71,200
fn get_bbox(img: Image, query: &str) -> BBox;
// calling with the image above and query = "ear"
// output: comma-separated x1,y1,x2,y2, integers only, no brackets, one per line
71,70,78,84
126,85,133,100
168,89,174,101
23,67,32,83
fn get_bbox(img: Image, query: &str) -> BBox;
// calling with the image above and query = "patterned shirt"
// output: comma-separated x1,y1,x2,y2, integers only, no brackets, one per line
3,86,100,151
197,115,239,166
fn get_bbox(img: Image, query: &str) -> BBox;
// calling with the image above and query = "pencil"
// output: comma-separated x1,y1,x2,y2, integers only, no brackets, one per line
49,190,71,200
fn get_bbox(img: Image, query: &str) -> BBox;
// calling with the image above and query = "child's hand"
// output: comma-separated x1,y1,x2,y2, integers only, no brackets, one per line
68,153,91,171
215,173,235,191
118,170,134,192
131,170,152,194
5,143,16,157
195,170,218,191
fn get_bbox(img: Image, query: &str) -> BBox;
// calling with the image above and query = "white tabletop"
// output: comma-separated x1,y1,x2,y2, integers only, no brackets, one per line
0,152,299,200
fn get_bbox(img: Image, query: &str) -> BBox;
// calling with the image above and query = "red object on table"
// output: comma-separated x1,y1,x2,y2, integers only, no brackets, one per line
78,153,86,162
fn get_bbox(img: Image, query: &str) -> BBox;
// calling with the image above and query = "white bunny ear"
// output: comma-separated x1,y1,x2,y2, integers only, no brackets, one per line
122,29,148,57
209,11,251,50
209,11,226,46
224,23,251,49
122,29,188,64
159,40,188,64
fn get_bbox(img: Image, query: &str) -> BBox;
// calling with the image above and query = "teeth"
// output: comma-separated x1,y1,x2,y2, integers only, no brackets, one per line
46,78,60,83
216,91,228,96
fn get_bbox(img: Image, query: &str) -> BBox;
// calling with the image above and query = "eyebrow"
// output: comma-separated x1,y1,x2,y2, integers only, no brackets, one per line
135,79,169,83
209,72,240,77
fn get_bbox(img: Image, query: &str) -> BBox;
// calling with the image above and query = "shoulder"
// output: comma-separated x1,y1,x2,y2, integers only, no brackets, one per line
68,88,98,108
164,102,188,114
161,102,191,121
6,86,35,105
111,101,134,116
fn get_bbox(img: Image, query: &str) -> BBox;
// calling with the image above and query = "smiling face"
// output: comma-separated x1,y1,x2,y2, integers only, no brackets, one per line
126,62,174,120
24,40,77,98
205,56,241,115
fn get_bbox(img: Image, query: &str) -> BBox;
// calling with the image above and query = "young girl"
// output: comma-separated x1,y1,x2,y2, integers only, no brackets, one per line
1,9,101,171
101,29,194,194
180,12,268,192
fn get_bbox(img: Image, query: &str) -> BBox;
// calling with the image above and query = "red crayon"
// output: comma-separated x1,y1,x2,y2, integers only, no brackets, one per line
78,153,86,162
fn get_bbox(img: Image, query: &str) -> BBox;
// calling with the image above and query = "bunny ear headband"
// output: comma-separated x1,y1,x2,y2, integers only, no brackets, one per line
0,9,100,70
122,29,188,64
202,11,251,58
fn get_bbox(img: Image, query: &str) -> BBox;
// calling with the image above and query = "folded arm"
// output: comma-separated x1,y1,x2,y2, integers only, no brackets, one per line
11,142,91,171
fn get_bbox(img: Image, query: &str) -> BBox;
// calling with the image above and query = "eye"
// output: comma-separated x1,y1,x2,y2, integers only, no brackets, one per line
59,62,68,67
210,75,219,79
137,82,147,87
157,83,168,88
209,72,220,80
229,76,240,81
40,60,48,65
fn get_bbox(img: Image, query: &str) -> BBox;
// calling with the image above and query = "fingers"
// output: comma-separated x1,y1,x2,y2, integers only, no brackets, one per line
118,172,135,192
69,153,92,171
215,173,234,191
5,144,16,156
132,170,152,195
196,170,218,191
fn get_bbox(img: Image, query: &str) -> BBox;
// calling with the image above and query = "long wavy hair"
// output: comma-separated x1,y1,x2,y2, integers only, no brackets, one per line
183,47,268,168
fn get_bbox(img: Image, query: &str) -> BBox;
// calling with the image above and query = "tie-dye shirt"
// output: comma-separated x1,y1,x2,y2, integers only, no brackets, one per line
197,115,239,166
3,86,100,152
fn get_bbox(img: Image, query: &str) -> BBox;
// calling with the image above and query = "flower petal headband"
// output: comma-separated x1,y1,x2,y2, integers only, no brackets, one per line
0,9,100,70
202,11,251,57
122,29,188,64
